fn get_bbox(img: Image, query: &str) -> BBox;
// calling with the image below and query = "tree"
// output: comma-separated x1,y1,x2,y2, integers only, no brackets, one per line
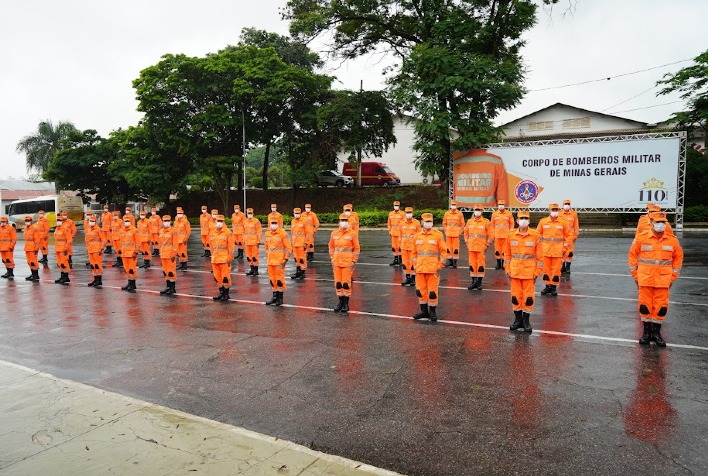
317,90,396,186
285,0,542,186
657,49,708,144
44,129,137,206
16,120,78,176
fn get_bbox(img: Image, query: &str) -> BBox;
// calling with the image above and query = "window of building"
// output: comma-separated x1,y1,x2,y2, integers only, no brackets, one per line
528,121,554,131
562,117,591,129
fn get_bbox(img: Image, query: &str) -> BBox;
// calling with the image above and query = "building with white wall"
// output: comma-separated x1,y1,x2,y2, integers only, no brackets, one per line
0,180,55,216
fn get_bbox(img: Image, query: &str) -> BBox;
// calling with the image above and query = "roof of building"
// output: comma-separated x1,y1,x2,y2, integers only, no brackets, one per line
0,179,55,192
500,102,649,128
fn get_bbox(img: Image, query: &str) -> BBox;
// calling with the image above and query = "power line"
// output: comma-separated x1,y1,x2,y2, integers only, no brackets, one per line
609,100,684,115
601,84,658,113
528,58,693,93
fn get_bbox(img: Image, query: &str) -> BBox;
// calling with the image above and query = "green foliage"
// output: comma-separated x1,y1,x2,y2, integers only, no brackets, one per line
657,49,708,136
684,205,708,222
685,147,708,206
16,120,78,175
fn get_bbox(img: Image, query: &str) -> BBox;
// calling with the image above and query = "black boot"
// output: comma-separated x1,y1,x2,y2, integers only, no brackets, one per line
307,252,314,262
205,250,211,258
152,248,159,256
275,291,284,306
128,280,137,291
510,310,523,330
340,296,349,312
334,296,344,312
220,287,230,301
161,280,171,295
541,284,553,295
445,258,453,268
54,272,65,284
266,292,278,305
253,266,259,276
213,287,225,301
476,277,483,290
428,306,437,322
549,285,558,296
88,276,96,287
180,262,188,271
389,256,398,266
408,275,416,286
561,262,567,274
30,269,40,282
452,259,457,269
467,277,478,290
94,276,102,288
68,256,73,269
144,260,151,269
413,303,429,320
565,262,571,274
639,321,651,345
139,261,147,269
104,246,112,254
201,249,208,257
522,312,532,333
402,274,413,286
116,256,123,268
1,268,13,279
652,323,666,347
25,271,35,281
121,280,132,291
246,265,255,276
39,255,48,263
298,269,306,280
291,267,301,279
495,258,503,270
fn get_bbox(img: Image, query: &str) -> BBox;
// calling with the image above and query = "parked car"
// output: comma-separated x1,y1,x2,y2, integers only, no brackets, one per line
316,170,354,187
342,161,401,186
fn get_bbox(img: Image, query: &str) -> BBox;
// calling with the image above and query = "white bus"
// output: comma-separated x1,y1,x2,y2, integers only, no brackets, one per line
7,195,83,230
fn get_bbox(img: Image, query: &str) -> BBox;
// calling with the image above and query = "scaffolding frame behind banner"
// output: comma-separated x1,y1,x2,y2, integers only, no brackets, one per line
449,131,687,232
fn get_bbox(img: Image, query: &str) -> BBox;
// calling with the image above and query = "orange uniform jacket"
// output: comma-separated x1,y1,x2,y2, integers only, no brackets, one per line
200,213,212,236
302,211,319,233
329,228,360,267
175,217,191,244
101,211,113,232
36,217,50,238
111,216,123,243
267,212,284,229
560,209,580,240
491,210,515,240
148,214,161,236
124,214,136,227
503,228,544,279
629,231,683,288
349,212,360,233
442,210,465,238
23,224,41,252
210,227,235,264
84,225,106,253
411,228,447,273
64,218,77,239
464,217,493,252
243,218,262,246
400,219,422,251
290,217,313,247
159,227,180,259
453,149,509,207
137,218,151,243
231,211,246,235
120,226,139,257
54,224,72,253
264,228,292,265
536,217,572,258
388,210,405,236
0,225,17,251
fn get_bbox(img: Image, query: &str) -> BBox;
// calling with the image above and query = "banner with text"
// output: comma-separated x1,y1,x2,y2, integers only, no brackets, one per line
452,136,681,209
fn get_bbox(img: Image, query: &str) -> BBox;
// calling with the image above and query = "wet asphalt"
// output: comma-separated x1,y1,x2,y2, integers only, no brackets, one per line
0,229,707,475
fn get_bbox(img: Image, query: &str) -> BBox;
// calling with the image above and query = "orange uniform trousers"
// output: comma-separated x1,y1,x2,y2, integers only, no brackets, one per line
542,257,562,286
151,233,160,248
213,263,232,287
245,244,259,266
200,234,210,250
40,236,49,256
401,249,415,275
26,251,39,270
390,235,401,255
494,237,508,259
268,264,286,291
88,252,103,277
333,266,353,297
511,278,536,312
445,236,461,259
563,239,576,264
140,241,151,260
161,257,177,282
468,251,486,277
415,273,440,306
234,233,244,250
123,255,138,279
638,286,670,323
293,246,307,270
56,249,70,272
1,251,15,269
177,243,188,263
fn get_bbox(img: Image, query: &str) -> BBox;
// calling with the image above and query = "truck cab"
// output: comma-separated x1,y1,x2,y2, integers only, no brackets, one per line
342,161,401,186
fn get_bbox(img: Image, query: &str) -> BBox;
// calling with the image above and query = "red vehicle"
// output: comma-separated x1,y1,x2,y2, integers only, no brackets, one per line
342,161,401,186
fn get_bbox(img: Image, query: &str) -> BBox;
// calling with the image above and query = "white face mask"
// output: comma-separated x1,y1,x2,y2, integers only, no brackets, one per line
140,216,146,220
25,221,32,226
423,221,433,229
563,204,571,211
88,221,96,227
451,205,457,210
176,213,183,219
344,211,351,217
405,213,413,219
305,208,311,212
216,222,224,229
39,213,44,218
124,221,131,227
211,214,217,219
339,221,348,229
294,213,301,219
271,208,277,213
653,222,667,232
103,209,109,213
550,211,559,218
518,219,530,227
270,224,278,230
125,210,130,215
474,211,482,217
394,206,399,210
498,205,505,210
56,221,62,226
163,221,170,228
202,209,207,213
234,208,239,213
247,214,253,219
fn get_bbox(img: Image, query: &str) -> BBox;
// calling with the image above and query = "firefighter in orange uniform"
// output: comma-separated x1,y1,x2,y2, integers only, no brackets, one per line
36,209,50,263
101,205,113,254
84,214,105,288
208,209,219,246
210,215,235,302
343,204,359,235
61,211,77,268
329,213,360,313
537,203,572,296
560,199,580,274
0,216,18,279
264,219,292,306
628,212,683,347
83,210,94,230
302,203,319,262
174,207,191,270
148,206,161,256
119,214,139,292
464,204,493,290
491,199,515,270
442,200,465,268
388,201,405,266
199,205,212,257
244,208,262,276
111,210,123,268
137,211,152,269
411,213,447,321
159,215,180,296
53,216,73,284
23,215,41,282
289,208,312,280
231,204,246,260
123,206,136,227
504,210,543,333
399,207,421,287
635,204,673,238
268,204,284,229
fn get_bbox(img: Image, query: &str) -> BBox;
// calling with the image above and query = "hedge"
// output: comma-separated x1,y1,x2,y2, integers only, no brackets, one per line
684,205,708,222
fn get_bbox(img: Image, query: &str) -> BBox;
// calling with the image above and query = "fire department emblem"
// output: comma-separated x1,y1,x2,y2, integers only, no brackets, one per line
514,180,539,204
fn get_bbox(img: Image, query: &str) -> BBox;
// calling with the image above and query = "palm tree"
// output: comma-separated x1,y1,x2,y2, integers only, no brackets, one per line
16,120,78,175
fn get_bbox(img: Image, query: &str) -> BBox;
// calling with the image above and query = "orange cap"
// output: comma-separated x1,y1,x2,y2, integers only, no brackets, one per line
498,200,506,206
24,215,32,221
162,215,171,221
176,207,184,213
517,210,530,219
246,208,254,214
338,213,349,220
549,203,560,210
404,207,413,213
421,213,433,221
216,215,225,221
473,204,483,211
649,211,668,222
293,208,301,214
563,199,571,205
393,201,400,206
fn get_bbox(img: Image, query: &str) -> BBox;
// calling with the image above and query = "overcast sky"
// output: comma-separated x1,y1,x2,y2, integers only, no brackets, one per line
1,0,705,179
